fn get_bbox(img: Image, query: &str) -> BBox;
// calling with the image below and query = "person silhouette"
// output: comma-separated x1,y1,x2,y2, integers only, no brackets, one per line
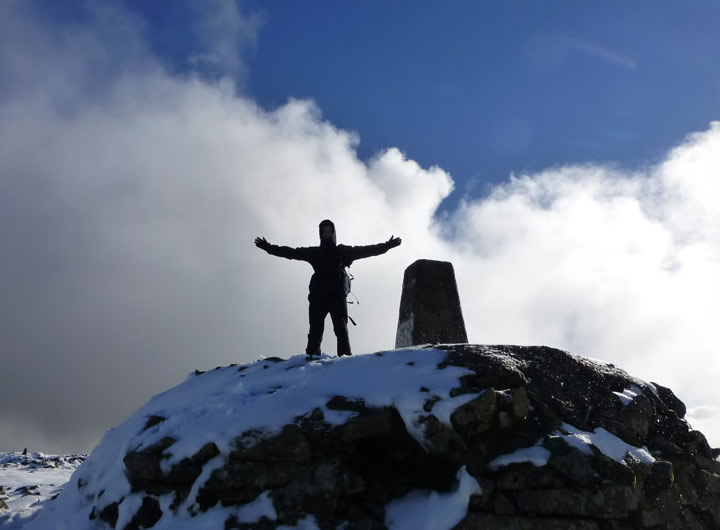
255,219,401,358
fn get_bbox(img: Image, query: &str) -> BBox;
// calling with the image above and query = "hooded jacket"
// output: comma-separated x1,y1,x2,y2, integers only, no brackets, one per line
262,220,392,296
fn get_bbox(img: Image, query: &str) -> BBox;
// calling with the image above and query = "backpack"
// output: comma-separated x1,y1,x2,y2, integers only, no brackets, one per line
341,266,358,326
340,266,352,297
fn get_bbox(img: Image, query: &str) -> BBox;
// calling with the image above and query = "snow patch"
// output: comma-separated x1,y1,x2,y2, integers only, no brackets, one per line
557,423,655,464
235,491,277,524
431,392,483,425
488,443,550,470
278,515,320,529
384,466,480,530
612,384,644,406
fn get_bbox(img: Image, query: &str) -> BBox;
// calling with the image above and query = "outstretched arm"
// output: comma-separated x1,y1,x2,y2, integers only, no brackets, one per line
346,235,402,262
255,237,313,261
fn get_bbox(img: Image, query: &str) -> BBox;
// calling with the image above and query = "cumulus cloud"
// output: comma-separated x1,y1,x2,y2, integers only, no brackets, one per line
1,1,719,453
447,124,720,419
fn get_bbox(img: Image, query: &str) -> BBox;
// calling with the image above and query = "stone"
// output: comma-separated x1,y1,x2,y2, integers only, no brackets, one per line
592,453,637,486
313,457,366,497
494,388,530,429
514,485,638,518
687,430,713,458
197,460,302,510
121,437,218,505
493,491,518,515
416,414,467,463
142,415,166,432
123,437,176,494
651,382,687,418
97,501,119,527
693,468,720,495
467,478,495,511
166,442,220,486
511,387,530,418
493,463,556,491
695,453,720,474
643,460,674,498
124,496,162,530
653,487,685,527
395,259,468,347
673,462,700,505
650,438,685,458
610,394,653,446
326,396,367,412
16,485,40,496
636,509,664,528
547,447,600,487
454,512,600,530
340,408,401,443
450,390,497,437
231,425,311,463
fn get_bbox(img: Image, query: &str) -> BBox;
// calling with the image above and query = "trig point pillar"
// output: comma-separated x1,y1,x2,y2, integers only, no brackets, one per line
395,259,468,348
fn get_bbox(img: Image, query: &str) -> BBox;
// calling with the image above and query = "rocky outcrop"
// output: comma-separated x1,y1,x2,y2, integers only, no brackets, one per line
69,345,719,529
395,260,468,347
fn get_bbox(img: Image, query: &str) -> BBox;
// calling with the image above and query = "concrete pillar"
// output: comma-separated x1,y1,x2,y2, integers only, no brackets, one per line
395,259,468,348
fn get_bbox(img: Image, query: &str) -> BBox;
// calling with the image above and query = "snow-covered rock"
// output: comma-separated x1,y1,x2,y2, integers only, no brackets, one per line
0,452,85,529
17,345,720,529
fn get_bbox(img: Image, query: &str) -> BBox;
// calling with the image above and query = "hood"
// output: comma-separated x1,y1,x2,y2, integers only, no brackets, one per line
319,219,336,248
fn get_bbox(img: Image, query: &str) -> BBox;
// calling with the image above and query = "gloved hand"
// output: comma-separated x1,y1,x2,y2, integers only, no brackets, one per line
385,235,402,249
255,237,271,251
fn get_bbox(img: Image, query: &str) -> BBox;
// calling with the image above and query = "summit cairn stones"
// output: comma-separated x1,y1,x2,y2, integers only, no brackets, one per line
395,259,468,347
67,346,720,529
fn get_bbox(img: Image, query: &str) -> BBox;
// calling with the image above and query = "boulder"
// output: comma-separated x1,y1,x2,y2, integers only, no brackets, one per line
44,345,719,530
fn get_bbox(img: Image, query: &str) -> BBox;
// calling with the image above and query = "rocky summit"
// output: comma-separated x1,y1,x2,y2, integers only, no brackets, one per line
28,345,720,530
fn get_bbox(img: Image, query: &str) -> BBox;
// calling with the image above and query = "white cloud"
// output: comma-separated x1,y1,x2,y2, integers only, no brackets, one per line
186,0,263,82
447,125,720,427
1,2,719,453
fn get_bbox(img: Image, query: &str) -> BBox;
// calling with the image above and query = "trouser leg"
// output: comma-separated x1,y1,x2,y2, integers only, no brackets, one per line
330,296,351,356
306,295,327,356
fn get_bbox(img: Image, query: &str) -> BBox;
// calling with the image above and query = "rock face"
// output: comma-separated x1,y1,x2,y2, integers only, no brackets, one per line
37,345,720,530
395,260,468,347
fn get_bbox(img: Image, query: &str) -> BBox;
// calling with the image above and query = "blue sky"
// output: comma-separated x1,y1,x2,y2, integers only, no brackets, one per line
2,1,720,453
128,1,720,206
33,1,720,205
